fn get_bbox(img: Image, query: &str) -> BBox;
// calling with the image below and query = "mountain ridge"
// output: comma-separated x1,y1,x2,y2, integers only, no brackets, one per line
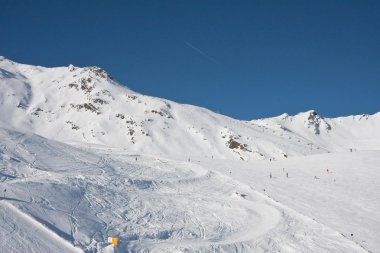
1,57,379,161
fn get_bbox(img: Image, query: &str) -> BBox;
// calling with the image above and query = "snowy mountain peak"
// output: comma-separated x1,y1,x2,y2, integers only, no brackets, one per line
68,64,76,71
297,109,318,117
1,58,379,161
294,110,331,134
81,65,113,80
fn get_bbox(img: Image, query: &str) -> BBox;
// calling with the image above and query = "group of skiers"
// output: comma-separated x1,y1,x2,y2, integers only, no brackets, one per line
269,168,288,179
269,168,334,180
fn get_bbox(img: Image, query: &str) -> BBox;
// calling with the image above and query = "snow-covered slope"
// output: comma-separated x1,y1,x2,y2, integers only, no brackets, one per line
254,110,380,152
1,56,379,161
201,150,380,252
0,126,372,252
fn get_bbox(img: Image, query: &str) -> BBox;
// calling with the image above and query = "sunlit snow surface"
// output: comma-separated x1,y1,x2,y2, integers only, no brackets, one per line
0,127,376,252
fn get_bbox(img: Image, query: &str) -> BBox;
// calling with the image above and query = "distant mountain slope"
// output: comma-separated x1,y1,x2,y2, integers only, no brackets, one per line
1,56,379,161
253,110,380,152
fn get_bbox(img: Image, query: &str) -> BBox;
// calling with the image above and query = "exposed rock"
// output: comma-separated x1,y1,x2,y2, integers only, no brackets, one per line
227,135,251,152
127,95,138,101
115,113,125,119
87,66,112,79
71,103,99,114
93,98,108,105
80,78,93,94
66,121,79,130
303,110,331,134
68,64,76,72
68,83,79,89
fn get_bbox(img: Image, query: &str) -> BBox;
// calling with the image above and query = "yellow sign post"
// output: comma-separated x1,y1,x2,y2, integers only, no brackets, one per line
107,237,119,246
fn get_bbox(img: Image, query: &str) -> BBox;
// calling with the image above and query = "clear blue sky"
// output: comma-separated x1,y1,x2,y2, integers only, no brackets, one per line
1,0,379,119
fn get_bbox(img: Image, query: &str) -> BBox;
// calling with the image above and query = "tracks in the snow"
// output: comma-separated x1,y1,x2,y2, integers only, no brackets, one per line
124,157,282,252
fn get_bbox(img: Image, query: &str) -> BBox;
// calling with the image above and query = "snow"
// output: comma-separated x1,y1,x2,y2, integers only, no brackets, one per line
101,245,114,253
0,201,82,253
200,151,380,252
0,126,372,252
0,57,379,252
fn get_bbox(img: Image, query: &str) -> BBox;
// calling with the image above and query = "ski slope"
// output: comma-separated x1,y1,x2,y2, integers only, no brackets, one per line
201,151,380,252
0,126,374,252
0,200,82,253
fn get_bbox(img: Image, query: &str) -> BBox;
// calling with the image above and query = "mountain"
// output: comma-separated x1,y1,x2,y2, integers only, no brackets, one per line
1,57,380,253
1,56,379,162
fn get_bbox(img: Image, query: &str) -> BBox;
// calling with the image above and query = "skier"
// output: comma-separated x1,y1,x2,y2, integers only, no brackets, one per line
3,189,6,198
269,173,272,179
135,157,137,161
286,172,288,178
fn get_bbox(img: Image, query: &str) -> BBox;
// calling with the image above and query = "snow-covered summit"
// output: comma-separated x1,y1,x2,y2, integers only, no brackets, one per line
275,110,332,135
1,57,379,160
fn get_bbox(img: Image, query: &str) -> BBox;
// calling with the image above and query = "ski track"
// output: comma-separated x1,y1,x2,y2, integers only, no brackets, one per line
0,127,375,252
0,200,83,253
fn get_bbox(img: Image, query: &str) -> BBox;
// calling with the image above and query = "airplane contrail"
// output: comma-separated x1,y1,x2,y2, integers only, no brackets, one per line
183,40,219,64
